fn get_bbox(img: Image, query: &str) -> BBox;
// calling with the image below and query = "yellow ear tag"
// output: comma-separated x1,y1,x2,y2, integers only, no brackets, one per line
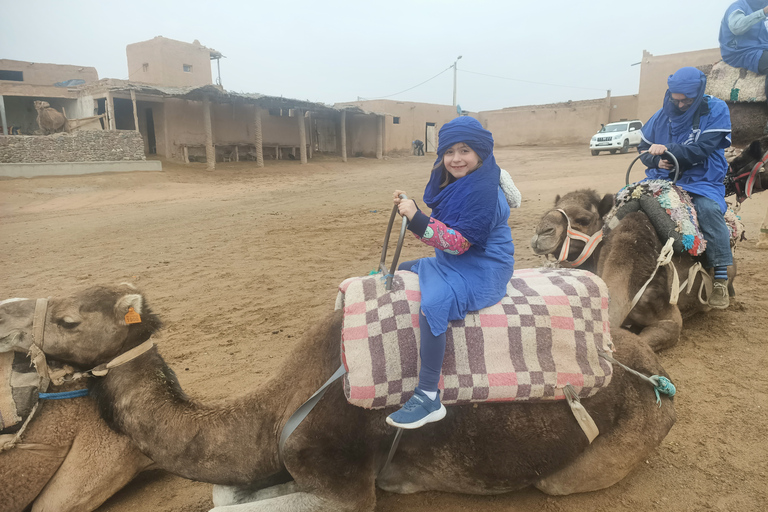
125,307,142,325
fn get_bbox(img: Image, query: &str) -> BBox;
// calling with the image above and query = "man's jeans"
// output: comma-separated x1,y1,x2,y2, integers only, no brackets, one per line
690,194,733,268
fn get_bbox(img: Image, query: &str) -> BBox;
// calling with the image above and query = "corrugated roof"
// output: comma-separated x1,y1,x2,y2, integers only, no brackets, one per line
76,79,390,116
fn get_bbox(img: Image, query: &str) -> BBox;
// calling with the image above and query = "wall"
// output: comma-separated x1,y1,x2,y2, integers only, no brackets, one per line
337,100,459,155
637,48,722,123
476,98,612,146
0,59,98,85
0,131,146,163
157,100,310,161
608,95,639,123
127,37,214,87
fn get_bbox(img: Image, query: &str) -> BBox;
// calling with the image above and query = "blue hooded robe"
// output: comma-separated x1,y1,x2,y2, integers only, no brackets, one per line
409,117,515,336
639,67,732,212
719,0,768,73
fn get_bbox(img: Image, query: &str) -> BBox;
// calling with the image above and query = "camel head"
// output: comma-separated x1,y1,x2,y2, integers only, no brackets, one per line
729,137,768,193
0,284,161,368
33,100,50,111
531,189,614,260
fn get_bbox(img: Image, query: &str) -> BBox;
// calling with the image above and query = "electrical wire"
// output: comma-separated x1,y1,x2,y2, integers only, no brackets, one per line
359,65,453,100
460,69,606,92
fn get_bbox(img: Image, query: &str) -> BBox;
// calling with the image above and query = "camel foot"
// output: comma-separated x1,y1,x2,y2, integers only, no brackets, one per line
213,482,299,506
209,491,365,512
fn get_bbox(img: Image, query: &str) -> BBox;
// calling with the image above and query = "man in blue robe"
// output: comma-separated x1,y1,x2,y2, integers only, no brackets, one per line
719,1,768,74
638,67,733,309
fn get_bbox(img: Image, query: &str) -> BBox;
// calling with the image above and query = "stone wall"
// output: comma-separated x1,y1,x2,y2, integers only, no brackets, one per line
0,131,146,163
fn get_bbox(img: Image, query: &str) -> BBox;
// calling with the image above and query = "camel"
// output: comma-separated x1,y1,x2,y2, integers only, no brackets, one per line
531,148,768,352
0,284,677,511
33,101,68,135
0,301,153,512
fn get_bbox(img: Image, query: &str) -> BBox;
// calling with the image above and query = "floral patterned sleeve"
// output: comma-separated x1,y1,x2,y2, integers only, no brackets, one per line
414,216,471,255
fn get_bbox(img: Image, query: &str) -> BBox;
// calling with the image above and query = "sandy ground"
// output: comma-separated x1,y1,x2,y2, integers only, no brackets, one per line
1,146,766,512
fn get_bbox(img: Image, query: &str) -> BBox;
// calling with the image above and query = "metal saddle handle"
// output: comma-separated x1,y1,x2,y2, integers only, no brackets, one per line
626,150,680,186
379,194,409,291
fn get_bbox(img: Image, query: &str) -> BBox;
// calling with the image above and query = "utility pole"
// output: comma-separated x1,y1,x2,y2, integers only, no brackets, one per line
452,55,462,107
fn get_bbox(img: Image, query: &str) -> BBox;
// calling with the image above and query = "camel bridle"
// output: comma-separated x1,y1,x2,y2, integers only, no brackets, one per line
553,209,603,267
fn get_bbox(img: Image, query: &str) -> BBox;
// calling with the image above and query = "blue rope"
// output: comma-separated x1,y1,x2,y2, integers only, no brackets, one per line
39,389,89,400
650,375,676,406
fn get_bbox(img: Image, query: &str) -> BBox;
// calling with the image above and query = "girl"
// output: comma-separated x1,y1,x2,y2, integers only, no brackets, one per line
387,116,515,429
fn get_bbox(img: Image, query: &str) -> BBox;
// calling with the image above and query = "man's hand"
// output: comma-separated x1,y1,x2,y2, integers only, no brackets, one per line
658,159,674,170
648,144,668,156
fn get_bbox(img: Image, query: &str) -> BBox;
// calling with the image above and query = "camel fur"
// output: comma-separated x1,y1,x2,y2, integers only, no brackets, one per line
0,299,153,512
34,101,69,135
0,284,677,512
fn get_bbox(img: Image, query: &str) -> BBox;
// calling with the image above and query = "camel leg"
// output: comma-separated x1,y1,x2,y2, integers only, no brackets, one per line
534,331,676,495
634,304,683,352
209,492,356,512
0,445,66,512
213,482,299,506
32,413,153,512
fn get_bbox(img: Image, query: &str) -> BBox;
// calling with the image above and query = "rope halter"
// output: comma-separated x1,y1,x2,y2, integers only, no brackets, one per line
554,209,603,267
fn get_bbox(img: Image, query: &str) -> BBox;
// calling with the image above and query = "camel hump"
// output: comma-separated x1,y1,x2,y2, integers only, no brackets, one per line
605,179,744,256
338,268,613,409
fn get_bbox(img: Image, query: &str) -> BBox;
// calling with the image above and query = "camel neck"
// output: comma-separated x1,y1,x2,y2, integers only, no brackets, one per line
92,309,344,486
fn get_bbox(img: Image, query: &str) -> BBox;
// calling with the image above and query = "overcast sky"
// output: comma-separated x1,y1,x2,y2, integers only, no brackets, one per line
1,0,731,112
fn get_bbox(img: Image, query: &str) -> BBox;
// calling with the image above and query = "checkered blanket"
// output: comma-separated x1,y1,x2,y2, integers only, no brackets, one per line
0,352,42,434
336,267,613,409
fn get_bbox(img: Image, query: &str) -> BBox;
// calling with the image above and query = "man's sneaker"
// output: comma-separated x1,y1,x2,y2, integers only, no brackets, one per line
386,387,446,429
709,279,730,309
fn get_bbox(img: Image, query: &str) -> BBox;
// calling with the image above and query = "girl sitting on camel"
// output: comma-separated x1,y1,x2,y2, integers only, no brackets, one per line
388,116,516,429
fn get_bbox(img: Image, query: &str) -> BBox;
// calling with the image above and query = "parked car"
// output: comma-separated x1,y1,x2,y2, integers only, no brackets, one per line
589,120,643,156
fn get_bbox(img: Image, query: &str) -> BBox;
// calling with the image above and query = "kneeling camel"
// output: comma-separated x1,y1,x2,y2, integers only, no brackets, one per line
0,284,676,511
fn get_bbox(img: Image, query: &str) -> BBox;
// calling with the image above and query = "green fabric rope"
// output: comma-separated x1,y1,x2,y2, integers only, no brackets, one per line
599,351,676,407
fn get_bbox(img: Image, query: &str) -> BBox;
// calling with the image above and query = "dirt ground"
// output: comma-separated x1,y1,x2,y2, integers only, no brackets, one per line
1,146,766,512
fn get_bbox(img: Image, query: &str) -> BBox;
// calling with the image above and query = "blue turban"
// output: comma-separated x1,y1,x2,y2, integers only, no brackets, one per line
662,67,707,139
422,117,500,250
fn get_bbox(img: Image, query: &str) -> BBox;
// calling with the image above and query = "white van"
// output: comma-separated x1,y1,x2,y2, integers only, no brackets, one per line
589,120,643,156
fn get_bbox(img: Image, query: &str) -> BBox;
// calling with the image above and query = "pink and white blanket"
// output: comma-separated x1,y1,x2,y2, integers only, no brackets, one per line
336,267,613,409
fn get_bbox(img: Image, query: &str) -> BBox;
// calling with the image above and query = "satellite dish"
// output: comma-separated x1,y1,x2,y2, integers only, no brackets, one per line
456,104,463,115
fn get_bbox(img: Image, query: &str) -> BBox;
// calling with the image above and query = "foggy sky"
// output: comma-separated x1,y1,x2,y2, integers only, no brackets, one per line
1,0,732,112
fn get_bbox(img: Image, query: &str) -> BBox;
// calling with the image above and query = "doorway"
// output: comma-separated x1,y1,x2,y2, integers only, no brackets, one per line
145,108,157,154
425,122,436,153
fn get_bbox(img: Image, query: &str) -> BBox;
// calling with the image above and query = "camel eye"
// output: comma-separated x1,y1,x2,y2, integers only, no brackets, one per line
57,317,80,329
575,217,592,225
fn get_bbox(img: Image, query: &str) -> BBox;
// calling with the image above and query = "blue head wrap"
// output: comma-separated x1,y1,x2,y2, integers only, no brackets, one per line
662,67,707,140
422,117,500,250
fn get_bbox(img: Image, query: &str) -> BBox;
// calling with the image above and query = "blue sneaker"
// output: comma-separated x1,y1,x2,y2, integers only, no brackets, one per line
385,388,446,429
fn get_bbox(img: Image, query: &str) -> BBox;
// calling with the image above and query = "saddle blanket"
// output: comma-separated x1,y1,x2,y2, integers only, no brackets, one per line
0,351,41,434
336,267,613,409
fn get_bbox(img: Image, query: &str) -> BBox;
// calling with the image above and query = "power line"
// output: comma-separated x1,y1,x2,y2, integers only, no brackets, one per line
359,65,453,100
460,69,607,92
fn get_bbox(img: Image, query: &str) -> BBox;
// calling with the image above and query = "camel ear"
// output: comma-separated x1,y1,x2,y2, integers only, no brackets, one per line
598,193,615,217
749,139,764,160
554,194,561,205
115,294,143,324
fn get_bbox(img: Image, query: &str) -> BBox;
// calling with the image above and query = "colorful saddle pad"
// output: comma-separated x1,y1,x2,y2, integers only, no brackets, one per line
605,180,745,257
336,267,613,410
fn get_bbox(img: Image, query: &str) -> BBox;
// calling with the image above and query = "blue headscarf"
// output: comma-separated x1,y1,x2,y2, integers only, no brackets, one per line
422,117,501,250
661,67,707,141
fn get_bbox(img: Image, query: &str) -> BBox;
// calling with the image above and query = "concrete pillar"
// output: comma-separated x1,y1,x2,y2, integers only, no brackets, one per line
308,112,313,159
340,110,347,162
253,105,264,168
376,115,383,160
106,91,116,131
130,90,140,132
203,96,215,170
162,99,171,159
297,109,307,164
0,95,7,135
